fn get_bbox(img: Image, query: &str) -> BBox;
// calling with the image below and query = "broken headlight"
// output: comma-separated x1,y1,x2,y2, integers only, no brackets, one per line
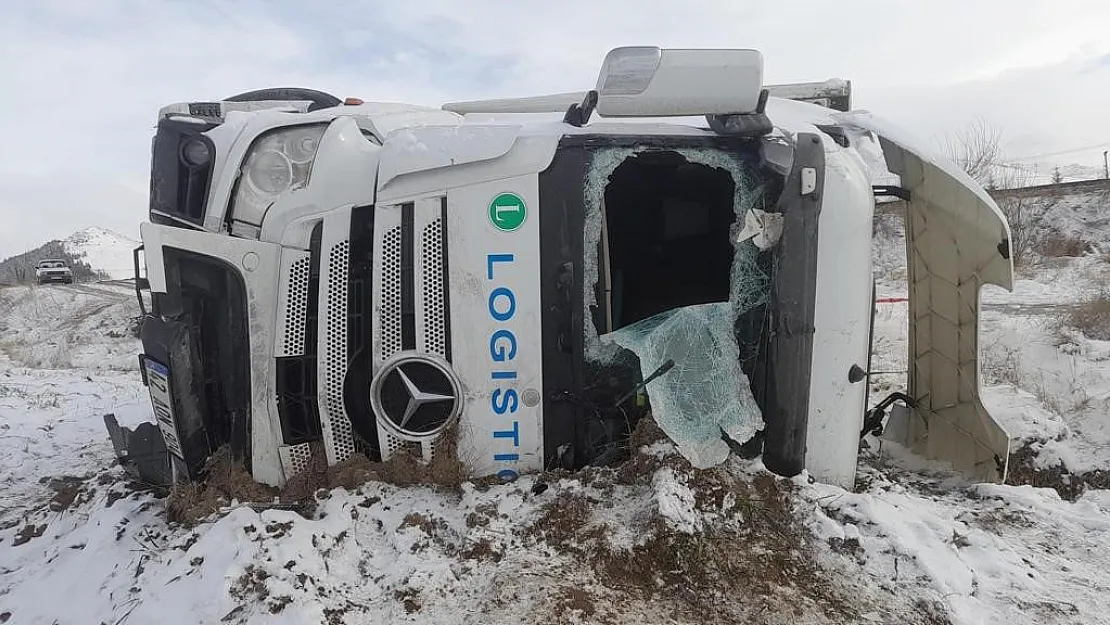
233,123,327,216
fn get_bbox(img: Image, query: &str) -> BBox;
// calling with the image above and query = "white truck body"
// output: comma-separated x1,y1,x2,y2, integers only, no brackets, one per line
111,48,1013,491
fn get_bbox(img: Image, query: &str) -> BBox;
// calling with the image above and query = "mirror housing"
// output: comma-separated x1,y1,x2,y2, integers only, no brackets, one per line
594,47,764,117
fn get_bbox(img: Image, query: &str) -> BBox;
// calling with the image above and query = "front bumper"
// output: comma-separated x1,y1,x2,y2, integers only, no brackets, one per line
37,273,72,283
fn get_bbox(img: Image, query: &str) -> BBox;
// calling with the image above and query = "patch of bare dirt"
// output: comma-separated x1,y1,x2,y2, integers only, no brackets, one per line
167,427,468,524
629,413,667,449
230,564,271,605
550,587,598,620
1005,441,1110,502
399,512,447,536
393,587,422,614
528,463,860,624
45,475,89,512
460,538,503,562
12,523,46,546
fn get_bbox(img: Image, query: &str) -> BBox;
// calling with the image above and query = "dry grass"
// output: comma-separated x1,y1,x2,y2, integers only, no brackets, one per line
167,428,468,525
979,340,1023,387
166,447,279,525
979,337,1090,415
327,425,466,491
1035,232,1089,258
1067,293,1110,341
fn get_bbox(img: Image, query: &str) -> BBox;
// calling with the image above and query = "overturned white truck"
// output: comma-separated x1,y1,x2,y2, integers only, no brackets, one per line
107,47,1014,492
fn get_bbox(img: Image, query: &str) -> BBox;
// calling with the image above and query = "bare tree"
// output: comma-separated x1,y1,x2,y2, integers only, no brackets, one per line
941,116,1003,188
942,118,1040,266
992,167,1037,266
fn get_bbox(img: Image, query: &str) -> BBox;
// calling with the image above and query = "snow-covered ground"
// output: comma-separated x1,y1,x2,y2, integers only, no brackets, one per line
1,227,1109,624
0,281,140,370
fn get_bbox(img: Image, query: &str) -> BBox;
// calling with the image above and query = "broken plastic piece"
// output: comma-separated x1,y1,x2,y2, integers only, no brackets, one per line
103,413,175,487
605,302,763,468
735,208,784,250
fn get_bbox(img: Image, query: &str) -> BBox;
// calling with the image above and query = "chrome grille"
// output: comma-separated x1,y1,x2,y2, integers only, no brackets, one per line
375,198,452,463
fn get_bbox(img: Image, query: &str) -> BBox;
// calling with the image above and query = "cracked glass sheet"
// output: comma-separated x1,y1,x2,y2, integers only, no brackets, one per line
583,146,772,467
607,302,763,467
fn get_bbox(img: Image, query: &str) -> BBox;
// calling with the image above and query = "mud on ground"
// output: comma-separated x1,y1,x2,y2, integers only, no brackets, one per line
166,426,468,525
1005,441,1110,502
527,444,861,623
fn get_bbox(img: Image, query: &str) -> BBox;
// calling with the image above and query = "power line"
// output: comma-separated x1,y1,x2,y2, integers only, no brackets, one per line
1007,141,1110,161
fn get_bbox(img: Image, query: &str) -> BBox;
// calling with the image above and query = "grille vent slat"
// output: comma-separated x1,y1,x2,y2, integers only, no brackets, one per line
420,217,447,358
381,226,404,360
320,239,356,463
281,257,311,355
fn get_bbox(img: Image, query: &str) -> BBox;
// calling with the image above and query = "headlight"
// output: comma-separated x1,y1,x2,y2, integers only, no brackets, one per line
181,138,212,167
233,123,327,217
247,150,293,194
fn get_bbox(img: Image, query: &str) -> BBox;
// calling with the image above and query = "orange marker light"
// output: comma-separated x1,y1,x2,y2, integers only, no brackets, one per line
344,97,364,106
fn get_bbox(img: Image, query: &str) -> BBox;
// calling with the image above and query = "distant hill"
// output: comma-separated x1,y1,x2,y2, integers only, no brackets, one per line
63,227,140,280
1018,163,1106,186
0,227,139,284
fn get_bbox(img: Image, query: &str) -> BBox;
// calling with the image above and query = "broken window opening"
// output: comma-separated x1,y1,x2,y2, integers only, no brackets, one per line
598,151,738,333
580,145,778,469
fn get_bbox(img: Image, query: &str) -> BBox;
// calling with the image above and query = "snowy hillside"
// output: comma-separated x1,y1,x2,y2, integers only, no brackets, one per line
63,227,139,281
0,217,1109,623
0,227,138,284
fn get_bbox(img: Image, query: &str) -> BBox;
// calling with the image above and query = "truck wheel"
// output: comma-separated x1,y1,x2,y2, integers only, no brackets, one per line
224,88,342,112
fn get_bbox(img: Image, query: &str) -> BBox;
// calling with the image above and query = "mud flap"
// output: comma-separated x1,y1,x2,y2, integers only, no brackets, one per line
869,131,1014,483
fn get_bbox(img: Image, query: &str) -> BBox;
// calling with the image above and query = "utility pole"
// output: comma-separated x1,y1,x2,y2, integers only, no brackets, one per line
1104,150,1109,179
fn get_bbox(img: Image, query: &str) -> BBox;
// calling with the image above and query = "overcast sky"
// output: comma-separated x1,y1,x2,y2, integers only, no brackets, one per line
1,0,1108,256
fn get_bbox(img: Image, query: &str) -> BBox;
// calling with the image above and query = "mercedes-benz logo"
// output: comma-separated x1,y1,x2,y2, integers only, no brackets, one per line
369,353,463,441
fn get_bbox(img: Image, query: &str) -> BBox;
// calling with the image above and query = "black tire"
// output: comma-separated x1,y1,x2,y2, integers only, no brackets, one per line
224,88,342,112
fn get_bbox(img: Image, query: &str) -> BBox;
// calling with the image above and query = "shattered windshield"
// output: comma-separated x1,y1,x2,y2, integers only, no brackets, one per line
583,145,774,468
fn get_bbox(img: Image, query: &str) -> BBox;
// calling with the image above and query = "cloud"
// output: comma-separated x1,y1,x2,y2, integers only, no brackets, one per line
0,172,146,253
1,0,1107,256
864,53,1110,164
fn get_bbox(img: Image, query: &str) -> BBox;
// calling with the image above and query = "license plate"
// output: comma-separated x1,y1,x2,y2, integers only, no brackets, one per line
143,357,186,460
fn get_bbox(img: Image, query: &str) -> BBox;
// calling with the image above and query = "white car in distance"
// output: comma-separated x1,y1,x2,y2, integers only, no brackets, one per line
35,259,74,285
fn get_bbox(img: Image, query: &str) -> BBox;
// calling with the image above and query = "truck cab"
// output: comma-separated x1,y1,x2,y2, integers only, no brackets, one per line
118,47,1015,491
